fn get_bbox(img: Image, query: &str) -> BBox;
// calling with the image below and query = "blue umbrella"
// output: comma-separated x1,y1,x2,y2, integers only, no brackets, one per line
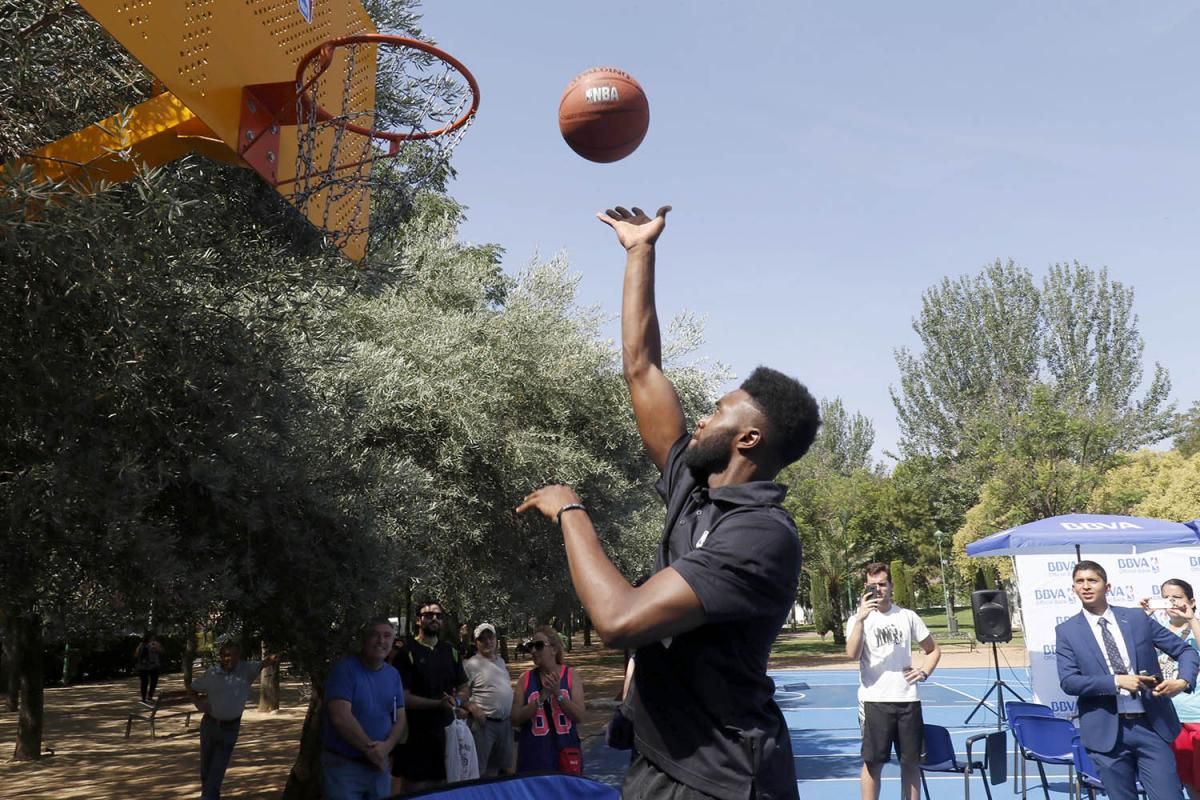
966,513,1200,560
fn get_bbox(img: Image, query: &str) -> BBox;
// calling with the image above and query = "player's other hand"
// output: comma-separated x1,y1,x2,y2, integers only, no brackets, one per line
517,485,582,521
596,205,671,251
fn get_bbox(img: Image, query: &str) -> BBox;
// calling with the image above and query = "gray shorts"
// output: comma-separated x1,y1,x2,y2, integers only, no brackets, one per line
471,716,514,775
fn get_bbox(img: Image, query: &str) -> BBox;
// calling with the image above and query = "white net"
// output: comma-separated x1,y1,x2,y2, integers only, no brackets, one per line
291,36,478,257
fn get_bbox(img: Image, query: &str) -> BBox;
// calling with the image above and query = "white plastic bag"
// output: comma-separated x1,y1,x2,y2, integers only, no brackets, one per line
444,718,480,782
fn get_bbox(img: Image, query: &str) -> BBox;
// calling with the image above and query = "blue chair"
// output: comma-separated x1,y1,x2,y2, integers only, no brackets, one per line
920,724,995,800
1005,701,1055,721
1072,735,1145,800
1010,715,1076,800
1004,702,1057,785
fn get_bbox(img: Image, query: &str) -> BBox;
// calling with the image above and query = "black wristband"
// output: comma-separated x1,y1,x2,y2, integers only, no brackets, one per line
555,503,587,525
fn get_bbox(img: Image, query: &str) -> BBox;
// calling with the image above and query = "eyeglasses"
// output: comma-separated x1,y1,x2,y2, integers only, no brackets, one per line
420,612,443,619
530,640,549,651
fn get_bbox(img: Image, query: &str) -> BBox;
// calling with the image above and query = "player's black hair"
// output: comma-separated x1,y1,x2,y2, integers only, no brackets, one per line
740,366,820,468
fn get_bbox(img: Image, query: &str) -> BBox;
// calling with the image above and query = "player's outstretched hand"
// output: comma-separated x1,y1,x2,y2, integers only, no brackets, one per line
596,205,671,251
517,485,583,522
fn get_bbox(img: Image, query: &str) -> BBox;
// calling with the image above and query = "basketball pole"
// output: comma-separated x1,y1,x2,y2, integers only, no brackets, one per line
964,641,1026,729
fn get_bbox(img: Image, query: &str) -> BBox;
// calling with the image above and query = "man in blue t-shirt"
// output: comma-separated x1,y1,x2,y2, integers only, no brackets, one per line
321,618,407,800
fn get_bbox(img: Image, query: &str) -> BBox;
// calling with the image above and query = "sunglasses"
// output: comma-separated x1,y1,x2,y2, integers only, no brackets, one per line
421,612,443,619
530,640,549,651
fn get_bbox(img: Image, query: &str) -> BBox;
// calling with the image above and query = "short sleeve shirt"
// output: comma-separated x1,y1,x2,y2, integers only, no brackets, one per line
629,434,802,800
393,638,468,733
321,655,405,758
848,605,930,702
191,660,261,721
463,654,513,720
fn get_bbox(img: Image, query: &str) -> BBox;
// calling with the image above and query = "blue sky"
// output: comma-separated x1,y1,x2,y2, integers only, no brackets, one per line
417,2,1200,460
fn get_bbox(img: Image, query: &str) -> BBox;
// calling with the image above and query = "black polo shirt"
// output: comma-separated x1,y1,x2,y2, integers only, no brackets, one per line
393,637,467,733
629,434,801,800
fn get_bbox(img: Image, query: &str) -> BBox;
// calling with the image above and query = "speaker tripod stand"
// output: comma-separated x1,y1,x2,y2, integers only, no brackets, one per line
965,640,1026,728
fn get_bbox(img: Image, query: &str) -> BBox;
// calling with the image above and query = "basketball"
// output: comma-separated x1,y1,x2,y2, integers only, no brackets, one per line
558,67,650,163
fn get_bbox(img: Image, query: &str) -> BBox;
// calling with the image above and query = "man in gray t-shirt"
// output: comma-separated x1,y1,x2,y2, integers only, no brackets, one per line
463,623,515,777
190,642,275,800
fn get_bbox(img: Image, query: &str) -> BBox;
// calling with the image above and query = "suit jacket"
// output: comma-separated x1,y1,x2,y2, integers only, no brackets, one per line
1056,605,1200,753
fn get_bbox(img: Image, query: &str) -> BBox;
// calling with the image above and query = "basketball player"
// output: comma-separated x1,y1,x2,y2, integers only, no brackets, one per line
519,205,819,799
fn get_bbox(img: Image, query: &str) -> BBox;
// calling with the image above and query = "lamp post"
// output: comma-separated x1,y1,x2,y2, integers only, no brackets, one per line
935,530,959,635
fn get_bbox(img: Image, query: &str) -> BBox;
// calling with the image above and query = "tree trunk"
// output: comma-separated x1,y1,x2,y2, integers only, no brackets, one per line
182,622,197,687
281,682,324,800
61,641,72,687
12,612,45,760
258,640,280,712
583,614,592,647
3,613,18,711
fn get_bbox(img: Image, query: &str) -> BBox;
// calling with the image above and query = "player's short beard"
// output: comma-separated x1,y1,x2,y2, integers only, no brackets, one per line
684,428,735,482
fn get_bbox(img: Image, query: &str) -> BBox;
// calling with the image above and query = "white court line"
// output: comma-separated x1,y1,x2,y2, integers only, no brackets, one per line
930,680,994,704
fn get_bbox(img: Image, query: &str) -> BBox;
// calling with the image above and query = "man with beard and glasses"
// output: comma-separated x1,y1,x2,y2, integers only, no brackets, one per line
390,600,469,794
518,204,820,800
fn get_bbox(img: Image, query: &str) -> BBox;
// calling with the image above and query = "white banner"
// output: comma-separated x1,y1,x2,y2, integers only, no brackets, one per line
1014,548,1200,718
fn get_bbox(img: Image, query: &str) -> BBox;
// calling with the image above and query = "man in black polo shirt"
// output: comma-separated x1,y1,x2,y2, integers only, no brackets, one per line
390,600,469,794
518,204,819,800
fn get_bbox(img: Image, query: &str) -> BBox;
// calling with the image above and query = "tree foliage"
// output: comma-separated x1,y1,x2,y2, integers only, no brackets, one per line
892,260,1174,481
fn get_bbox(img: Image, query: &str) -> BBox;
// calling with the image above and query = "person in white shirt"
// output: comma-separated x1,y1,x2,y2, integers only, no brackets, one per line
462,623,515,777
846,562,941,800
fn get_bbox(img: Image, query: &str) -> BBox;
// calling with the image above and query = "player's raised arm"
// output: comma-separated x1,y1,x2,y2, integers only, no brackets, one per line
597,204,687,471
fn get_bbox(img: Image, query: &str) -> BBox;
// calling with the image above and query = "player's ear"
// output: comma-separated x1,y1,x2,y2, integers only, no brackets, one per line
736,427,762,451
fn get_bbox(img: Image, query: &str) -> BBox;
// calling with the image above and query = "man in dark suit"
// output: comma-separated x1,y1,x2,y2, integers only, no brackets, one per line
1056,560,1200,800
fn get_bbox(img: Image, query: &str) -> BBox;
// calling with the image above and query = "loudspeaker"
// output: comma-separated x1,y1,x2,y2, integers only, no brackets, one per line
971,589,1012,644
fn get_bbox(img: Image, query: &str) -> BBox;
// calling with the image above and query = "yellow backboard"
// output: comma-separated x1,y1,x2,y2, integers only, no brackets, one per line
76,0,379,257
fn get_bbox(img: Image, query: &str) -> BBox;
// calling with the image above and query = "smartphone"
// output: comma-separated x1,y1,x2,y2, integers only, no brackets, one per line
1148,598,1173,610
865,586,879,599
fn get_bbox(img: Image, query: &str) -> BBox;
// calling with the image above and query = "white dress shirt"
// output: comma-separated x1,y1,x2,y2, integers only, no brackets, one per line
1082,607,1144,713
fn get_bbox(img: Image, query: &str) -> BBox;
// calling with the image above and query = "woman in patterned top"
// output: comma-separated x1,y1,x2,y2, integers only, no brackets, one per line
511,626,586,774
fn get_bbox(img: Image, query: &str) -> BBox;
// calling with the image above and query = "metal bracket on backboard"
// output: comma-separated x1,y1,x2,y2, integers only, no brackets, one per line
238,83,296,185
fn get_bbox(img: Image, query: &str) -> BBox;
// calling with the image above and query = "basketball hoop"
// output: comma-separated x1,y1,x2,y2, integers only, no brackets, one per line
288,34,480,255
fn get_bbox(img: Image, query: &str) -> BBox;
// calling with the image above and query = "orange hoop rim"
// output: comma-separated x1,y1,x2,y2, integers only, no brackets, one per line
294,33,481,143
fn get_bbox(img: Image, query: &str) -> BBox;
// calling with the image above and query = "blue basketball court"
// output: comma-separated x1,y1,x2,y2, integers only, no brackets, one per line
583,666,1071,799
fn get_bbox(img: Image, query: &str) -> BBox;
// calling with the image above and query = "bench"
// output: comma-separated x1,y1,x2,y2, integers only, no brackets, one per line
125,690,196,738
939,634,978,652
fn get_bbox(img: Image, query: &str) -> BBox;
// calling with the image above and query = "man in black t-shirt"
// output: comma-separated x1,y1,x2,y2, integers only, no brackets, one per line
518,204,820,800
390,600,469,795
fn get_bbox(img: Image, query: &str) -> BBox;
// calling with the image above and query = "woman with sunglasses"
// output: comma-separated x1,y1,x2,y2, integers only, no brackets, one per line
511,626,586,775
1140,579,1200,799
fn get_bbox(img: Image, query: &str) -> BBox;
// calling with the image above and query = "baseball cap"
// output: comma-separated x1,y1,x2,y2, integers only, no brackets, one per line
474,623,496,640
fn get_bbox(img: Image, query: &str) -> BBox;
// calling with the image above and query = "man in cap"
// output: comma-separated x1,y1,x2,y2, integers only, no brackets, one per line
463,623,515,777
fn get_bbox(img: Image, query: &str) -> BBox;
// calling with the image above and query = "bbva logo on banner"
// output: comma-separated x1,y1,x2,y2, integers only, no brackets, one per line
1059,521,1143,530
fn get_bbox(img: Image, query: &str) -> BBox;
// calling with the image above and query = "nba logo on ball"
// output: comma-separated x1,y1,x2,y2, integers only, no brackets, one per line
559,67,650,163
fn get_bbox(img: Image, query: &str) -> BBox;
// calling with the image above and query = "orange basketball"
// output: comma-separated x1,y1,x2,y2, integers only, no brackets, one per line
558,67,650,163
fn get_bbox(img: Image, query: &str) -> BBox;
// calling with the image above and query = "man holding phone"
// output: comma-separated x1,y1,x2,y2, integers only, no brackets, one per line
846,562,941,800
